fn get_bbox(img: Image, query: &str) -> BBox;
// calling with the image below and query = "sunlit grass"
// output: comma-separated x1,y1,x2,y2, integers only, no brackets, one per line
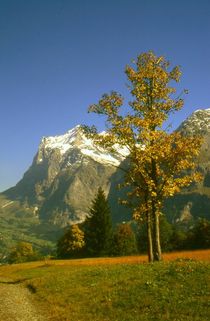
0,250,210,321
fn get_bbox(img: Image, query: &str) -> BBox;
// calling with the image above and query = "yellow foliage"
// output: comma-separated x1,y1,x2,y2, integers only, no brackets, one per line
84,50,202,227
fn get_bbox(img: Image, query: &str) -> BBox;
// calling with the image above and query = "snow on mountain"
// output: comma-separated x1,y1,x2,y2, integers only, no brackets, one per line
1,108,210,233
39,125,129,167
39,108,210,167
178,108,210,134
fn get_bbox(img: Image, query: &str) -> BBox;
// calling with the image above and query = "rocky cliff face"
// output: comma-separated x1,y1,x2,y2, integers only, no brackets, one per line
3,126,129,226
0,108,210,255
177,108,210,135
1,109,210,227
165,108,210,223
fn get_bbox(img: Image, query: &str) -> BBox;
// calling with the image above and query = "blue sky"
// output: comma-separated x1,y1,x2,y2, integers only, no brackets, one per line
0,0,210,191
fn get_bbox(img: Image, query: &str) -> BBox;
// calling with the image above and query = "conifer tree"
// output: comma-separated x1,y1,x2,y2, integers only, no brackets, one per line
83,51,202,262
84,187,113,256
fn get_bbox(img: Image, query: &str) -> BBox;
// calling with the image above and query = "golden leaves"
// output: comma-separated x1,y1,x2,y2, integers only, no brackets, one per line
84,50,202,224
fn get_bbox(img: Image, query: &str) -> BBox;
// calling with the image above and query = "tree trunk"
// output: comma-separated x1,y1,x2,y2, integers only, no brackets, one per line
150,158,162,261
153,211,162,261
147,211,154,262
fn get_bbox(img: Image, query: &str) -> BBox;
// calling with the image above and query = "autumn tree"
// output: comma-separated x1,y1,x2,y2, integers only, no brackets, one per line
83,51,202,262
112,223,138,256
84,187,113,256
8,242,37,263
57,224,85,258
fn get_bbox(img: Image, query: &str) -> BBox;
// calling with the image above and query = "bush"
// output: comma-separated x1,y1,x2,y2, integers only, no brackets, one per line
57,224,85,258
8,242,40,263
111,223,138,256
186,218,210,249
170,227,188,250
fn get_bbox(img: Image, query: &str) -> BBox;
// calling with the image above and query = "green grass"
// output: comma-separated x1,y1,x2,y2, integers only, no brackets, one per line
1,258,210,321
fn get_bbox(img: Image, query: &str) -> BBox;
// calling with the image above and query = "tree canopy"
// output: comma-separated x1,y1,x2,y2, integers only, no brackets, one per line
112,223,138,256
8,242,36,263
83,51,202,262
57,224,85,258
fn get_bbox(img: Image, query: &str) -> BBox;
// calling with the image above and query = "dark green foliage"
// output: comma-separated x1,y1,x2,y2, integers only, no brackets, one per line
187,218,210,249
111,223,138,256
84,187,113,256
170,227,188,250
159,216,174,251
138,216,210,253
203,171,210,187
138,216,174,253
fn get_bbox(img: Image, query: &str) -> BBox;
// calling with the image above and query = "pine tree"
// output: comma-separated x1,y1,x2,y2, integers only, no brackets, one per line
83,51,202,262
84,187,113,256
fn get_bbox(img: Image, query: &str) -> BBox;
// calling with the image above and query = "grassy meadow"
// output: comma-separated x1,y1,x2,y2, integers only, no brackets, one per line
0,250,210,321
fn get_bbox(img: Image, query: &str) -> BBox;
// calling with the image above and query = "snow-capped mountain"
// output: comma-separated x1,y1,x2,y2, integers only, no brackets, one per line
38,125,129,167
2,125,129,226
178,108,210,135
1,108,210,245
165,108,210,223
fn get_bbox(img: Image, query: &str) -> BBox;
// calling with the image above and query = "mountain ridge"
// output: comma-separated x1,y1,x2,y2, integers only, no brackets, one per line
0,108,210,254
177,108,210,135
2,125,129,226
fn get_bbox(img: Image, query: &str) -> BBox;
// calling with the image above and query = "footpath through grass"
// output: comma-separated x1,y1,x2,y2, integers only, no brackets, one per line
0,252,210,321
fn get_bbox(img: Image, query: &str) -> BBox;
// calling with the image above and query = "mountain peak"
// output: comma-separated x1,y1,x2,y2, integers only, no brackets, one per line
194,107,210,114
40,125,83,155
39,125,129,166
178,108,210,135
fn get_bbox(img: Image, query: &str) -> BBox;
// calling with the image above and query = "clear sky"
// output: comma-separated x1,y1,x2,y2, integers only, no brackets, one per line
0,0,210,191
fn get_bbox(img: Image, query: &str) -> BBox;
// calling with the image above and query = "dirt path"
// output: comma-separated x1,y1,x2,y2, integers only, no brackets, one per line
0,281,47,321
